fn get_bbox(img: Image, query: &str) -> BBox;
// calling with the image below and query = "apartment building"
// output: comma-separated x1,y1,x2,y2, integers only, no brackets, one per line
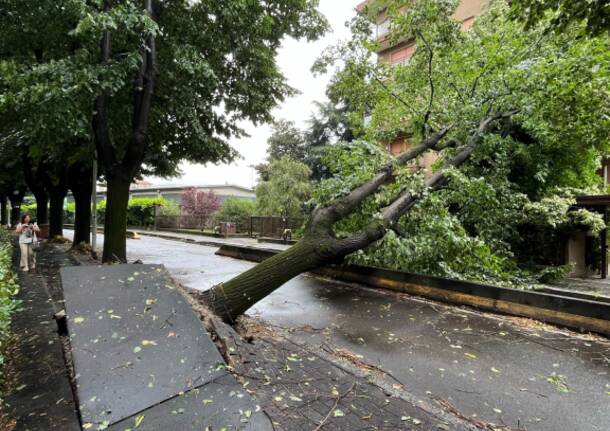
359,1,610,279
358,0,489,160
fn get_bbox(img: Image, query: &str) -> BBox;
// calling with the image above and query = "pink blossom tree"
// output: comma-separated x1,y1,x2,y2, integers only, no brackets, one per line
180,188,221,229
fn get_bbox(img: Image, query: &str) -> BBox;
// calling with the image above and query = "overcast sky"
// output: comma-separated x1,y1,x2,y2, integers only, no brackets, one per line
148,0,362,189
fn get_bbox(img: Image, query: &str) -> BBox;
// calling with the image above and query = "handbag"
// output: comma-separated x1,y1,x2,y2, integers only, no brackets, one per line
32,232,41,251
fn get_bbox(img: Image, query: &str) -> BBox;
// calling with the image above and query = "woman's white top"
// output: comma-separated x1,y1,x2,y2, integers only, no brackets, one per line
17,223,37,244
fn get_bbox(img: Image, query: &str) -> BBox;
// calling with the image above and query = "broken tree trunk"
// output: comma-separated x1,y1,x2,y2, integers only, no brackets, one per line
199,113,515,323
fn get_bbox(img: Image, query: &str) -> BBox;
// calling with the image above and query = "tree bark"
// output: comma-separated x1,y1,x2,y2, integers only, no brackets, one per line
72,190,92,246
33,192,48,224
0,195,8,226
68,162,93,247
47,163,69,238
22,156,49,224
102,175,131,262
49,189,67,238
196,238,334,322
8,187,25,226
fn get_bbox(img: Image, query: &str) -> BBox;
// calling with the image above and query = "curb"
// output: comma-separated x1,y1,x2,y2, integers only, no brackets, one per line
215,244,610,337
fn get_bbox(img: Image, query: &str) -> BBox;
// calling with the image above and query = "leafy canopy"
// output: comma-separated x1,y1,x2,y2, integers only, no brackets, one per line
511,0,610,36
0,0,329,178
256,156,312,218
311,0,610,285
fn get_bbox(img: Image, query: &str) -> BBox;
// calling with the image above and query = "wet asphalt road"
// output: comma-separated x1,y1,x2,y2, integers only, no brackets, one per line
66,231,610,430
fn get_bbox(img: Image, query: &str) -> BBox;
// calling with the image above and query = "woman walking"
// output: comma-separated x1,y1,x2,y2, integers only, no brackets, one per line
16,213,39,272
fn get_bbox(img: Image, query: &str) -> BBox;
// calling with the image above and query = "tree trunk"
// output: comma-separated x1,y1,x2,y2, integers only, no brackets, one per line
49,189,67,238
102,175,131,263
72,186,92,247
33,191,48,224
10,205,21,226
69,162,93,247
197,239,332,322
8,188,25,226
0,195,7,226
22,155,50,224
47,163,69,238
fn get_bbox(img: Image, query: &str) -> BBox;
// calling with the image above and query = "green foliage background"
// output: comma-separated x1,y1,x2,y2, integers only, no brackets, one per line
0,229,21,388
310,1,610,287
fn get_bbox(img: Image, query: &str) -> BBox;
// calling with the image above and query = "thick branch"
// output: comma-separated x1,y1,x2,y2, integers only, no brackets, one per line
310,125,452,228
335,110,519,254
123,0,158,175
93,0,117,176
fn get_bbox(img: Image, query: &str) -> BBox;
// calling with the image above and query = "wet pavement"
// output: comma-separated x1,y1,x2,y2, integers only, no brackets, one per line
133,228,290,250
65,231,610,430
549,276,610,298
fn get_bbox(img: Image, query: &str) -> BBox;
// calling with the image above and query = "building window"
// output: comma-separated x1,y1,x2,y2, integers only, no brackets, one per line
377,19,390,39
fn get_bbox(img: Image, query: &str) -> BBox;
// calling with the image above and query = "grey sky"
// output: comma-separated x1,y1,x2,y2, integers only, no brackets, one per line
148,0,362,188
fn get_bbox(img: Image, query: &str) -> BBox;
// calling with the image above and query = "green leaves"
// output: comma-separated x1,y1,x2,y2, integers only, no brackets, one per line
256,157,312,219
0,230,22,388
311,0,610,286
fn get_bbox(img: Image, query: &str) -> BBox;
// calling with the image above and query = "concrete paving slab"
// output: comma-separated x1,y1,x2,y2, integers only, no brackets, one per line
108,374,270,431
60,264,226,426
6,269,80,431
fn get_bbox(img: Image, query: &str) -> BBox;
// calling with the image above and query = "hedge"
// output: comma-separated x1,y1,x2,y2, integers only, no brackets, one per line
97,197,177,227
0,229,21,386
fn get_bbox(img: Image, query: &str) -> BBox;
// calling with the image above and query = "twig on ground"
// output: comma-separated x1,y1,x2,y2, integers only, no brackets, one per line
312,382,356,431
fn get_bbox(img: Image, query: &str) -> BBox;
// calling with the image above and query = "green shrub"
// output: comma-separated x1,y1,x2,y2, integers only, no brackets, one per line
21,202,37,216
158,200,180,216
215,198,257,223
64,202,76,224
0,229,21,385
96,197,175,227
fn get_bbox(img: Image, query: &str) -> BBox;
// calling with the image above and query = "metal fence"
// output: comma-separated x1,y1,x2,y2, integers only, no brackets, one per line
248,216,304,239
155,215,303,238
155,215,217,230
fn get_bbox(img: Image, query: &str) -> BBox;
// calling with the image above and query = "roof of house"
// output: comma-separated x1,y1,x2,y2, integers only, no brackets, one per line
96,183,254,195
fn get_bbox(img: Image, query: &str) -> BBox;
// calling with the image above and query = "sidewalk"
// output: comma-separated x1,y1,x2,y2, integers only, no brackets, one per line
8,242,485,430
203,312,477,431
4,247,80,430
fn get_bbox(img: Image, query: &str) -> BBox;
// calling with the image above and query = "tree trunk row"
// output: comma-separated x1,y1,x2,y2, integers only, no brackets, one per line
68,162,94,247
0,195,7,226
8,187,25,226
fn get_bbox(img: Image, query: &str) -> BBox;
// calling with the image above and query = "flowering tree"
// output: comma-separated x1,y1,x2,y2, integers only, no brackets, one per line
180,188,221,228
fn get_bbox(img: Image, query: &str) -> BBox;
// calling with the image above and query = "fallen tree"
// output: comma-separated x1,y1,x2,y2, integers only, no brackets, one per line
199,112,515,322
198,0,610,322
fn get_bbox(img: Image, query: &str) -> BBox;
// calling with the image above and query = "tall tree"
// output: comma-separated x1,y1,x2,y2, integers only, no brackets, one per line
304,100,359,180
87,0,327,262
1,0,327,261
198,0,610,322
255,120,306,181
0,0,92,238
256,156,312,218
181,188,221,228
